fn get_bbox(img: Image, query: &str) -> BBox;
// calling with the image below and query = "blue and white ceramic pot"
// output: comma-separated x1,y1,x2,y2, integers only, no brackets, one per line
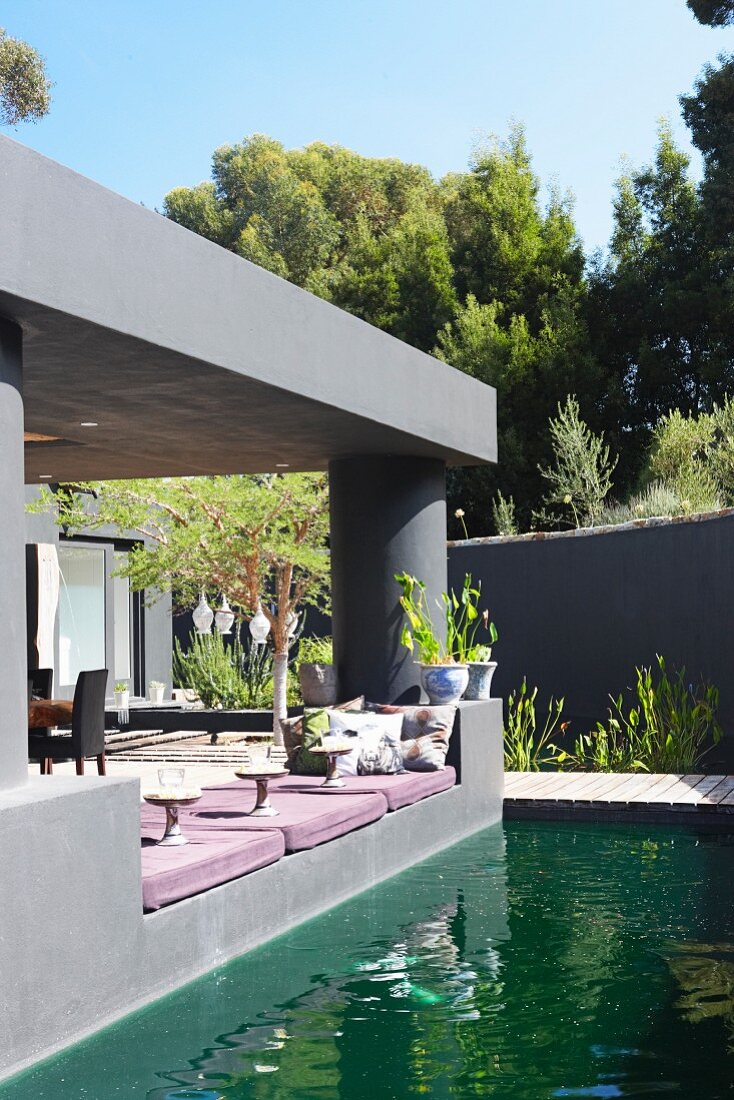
420,663,469,705
463,661,498,701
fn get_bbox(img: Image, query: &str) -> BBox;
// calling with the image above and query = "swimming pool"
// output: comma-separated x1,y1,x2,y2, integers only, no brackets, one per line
2,820,732,1099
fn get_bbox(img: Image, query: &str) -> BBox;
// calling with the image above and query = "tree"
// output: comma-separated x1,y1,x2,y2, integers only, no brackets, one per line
164,130,597,530
538,396,617,528
687,0,734,25
0,26,51,126
587,123,728,500
34,474,330,739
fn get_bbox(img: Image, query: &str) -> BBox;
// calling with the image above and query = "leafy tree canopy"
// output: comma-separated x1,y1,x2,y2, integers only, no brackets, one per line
687,0,734,25
31,474,330,735
0,26,51,126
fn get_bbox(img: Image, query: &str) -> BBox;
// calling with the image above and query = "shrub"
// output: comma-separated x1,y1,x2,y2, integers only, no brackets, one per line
504,679,566,771
599,478,721,526
297,635,333,666
649,400,734,508
173,628,275,709
492,490,518,536
538,395,618,528
551,656,722,773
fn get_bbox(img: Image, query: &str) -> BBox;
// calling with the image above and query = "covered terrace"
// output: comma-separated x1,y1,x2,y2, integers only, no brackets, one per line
0,134,500,1079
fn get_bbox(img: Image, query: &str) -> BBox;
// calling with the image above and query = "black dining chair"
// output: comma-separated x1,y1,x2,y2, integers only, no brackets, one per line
30,669,109,776
28,667,55,743
29,668,54,700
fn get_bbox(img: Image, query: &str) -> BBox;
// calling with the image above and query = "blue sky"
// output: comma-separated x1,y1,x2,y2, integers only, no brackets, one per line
2,0,732,251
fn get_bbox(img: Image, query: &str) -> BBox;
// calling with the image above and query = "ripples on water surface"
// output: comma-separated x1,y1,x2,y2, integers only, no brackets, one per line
3,821,733,1099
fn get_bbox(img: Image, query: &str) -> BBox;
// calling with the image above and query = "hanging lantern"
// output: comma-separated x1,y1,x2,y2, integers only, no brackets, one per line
249,603,271,645
192,592,214,635
214,595,235,636
286,610,298,639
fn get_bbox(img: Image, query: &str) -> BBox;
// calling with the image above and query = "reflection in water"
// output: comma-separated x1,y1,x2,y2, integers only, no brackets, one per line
1,823,732,1100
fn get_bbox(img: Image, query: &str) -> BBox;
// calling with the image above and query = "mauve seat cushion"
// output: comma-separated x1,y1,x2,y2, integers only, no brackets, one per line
186,782,388,852
245,767,457,812
140,816,285,911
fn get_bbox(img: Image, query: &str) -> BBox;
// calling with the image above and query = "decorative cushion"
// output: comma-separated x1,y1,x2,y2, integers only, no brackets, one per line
281,697,363,775
366,703,458,771
328,711,405,776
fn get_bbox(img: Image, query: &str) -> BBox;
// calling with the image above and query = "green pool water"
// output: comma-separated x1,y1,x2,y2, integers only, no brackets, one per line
3,821,733,1099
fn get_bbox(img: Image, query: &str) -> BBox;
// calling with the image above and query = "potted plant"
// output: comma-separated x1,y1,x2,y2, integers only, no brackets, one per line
444,574,499,701
395,573,469,705
464,643,498,700
114,681,130,710
148,680,165,705
297,636,337,707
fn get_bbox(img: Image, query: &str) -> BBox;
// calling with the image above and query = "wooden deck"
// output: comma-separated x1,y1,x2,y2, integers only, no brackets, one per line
504,771,734,826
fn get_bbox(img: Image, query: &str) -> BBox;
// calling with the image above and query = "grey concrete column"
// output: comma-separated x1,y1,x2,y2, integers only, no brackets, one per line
330,456,447,703
0,318,27,789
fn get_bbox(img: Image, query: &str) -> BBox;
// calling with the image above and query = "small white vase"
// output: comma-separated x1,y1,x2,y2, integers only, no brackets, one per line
149,686,165,705
114,690,130,711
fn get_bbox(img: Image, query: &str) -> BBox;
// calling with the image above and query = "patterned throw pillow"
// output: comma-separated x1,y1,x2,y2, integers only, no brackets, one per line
328,711,405,776
281,697,364,775
366,703,458,771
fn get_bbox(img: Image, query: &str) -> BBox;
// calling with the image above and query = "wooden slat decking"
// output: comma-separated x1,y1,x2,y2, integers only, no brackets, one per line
504,771,734,825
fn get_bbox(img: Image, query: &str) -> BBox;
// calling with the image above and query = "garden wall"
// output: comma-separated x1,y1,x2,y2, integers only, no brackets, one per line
448,510,734,771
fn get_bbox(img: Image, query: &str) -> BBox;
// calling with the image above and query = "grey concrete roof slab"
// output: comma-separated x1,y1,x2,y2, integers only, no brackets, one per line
0,136,497,482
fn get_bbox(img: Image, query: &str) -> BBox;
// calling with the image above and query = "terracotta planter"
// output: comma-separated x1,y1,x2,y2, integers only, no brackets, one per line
299,663,338,707
463,661,497,701
420,664,469,705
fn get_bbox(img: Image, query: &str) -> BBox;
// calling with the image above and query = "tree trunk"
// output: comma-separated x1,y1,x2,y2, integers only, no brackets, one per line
272,651,289,745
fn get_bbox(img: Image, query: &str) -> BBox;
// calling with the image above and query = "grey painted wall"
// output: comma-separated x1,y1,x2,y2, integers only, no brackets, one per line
0,320,27,789
449,514,734,769
330,456,448,703
0,699,502,1081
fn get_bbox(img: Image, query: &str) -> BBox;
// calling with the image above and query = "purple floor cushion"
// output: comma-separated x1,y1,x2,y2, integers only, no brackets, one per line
140,822,285,911
245,767,457,812
187,782,388,852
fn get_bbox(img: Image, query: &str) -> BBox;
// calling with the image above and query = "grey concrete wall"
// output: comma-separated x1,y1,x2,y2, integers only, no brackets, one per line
449,514,734,769
0,699,502,1081
330,456,448,703
0,321,27,790
0,135,496,477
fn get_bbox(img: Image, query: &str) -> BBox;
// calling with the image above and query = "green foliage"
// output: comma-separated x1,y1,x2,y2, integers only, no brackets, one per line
503,680,566,771
687,0,734,25
538,396,618,527
443,574,498,663
30,473,329,731
648,399,734,508
588,121,733,493
33,474,330,632
396,572,497,665
492,491,518,536
395,572,446,665
0,27,51,126
599,479,720,525
296,636,333,667
173,629,274,710
551,656,722,773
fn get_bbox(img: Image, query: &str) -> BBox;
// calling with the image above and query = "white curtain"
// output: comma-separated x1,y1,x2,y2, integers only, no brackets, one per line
35,543,60,669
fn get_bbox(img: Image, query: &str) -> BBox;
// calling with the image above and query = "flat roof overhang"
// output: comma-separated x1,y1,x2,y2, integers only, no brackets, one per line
0,136,497,483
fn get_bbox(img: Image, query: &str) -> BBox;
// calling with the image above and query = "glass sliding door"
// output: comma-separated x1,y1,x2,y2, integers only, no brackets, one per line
58,545,106,691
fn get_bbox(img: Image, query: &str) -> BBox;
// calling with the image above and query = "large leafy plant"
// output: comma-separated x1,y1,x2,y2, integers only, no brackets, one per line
551,656,721,773
503,680,566,771
396,572,497,665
